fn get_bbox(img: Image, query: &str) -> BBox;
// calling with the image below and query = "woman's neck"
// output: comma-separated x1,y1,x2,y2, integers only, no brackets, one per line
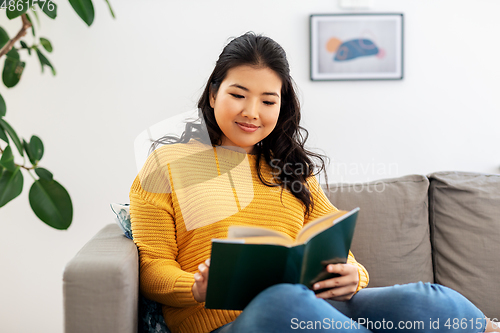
215,144,257,156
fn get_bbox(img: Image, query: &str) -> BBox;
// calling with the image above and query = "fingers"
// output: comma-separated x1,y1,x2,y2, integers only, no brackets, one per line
326,263,357,276
194,259,211,286
313,264,358,287
315,285,355,300
313,264,359,301
313,274,356,292
196,263,210,281
194,272,204,282
193,261,210,303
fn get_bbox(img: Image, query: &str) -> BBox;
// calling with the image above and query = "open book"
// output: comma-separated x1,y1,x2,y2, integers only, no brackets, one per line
205,207,360,310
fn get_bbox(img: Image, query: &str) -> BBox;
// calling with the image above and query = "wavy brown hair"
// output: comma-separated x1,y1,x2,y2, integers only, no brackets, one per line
152,32,330,217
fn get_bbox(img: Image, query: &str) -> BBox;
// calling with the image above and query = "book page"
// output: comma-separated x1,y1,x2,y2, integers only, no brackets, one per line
228,225,294,241
220,225,295,246
295,210,348,244
233,236,294,246
212,237,292,246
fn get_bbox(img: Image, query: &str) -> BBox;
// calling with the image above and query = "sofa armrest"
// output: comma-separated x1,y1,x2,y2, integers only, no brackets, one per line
63,224,138,333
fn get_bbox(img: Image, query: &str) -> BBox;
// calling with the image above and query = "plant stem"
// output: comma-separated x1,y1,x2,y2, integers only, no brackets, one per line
0,14,32,58
26,168,37,181
19,156,36,170
0,143,35,170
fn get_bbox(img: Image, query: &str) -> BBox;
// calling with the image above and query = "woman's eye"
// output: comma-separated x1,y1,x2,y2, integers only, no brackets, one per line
230,94,244,99
264,101,275,106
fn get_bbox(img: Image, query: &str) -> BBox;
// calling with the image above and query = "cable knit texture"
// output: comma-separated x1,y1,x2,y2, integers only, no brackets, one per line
130,139,369,333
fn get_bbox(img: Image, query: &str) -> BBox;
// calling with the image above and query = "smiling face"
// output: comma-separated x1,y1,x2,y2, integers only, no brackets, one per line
210,65,282,154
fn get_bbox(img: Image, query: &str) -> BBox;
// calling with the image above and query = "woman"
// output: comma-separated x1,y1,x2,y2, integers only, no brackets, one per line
130,32,494,333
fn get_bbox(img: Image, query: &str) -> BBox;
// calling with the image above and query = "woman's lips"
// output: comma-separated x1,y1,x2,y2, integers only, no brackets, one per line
236,122,259,132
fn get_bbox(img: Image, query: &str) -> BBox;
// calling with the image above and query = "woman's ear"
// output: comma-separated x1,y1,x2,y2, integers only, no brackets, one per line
209,92,216,109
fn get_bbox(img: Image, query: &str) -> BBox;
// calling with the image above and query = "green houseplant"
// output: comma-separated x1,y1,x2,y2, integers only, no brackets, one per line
0,0,114,229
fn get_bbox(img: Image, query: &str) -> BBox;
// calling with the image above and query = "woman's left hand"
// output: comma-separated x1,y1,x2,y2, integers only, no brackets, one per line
313,263,359,301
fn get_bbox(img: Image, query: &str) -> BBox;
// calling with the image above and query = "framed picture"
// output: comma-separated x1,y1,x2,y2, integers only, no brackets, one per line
310,13,404,81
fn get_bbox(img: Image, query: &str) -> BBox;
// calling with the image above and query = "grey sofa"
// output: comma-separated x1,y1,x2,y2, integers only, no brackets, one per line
63,171,500,332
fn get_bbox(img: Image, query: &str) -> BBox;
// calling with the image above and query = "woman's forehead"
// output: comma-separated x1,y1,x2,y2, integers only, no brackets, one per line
222,65,282,93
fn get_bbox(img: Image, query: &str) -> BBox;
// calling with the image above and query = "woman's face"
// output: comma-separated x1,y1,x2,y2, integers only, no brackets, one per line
210,65,282,154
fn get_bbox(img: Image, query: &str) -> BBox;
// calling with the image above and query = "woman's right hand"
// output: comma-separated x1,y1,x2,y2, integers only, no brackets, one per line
192,259,210,302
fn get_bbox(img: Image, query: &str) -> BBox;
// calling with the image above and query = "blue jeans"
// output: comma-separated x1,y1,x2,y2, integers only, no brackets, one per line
211,282,486,333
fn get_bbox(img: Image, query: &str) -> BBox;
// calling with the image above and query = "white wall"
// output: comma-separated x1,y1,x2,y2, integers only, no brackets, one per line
0,0,499,331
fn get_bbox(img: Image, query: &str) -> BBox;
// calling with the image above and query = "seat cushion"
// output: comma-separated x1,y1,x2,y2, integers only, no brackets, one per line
428,171,500,320
323,174,433,287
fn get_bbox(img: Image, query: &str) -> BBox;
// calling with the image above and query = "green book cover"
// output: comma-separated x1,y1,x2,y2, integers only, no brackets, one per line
205,207,360,310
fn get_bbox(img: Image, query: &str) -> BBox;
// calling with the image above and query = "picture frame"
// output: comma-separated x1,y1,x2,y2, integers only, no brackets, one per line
310,13,404,81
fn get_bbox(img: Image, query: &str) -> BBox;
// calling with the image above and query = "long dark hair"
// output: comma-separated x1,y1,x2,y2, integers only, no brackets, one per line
152,32,329,217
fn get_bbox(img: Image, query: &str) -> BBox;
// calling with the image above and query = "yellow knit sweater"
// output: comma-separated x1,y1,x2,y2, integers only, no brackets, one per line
130,139,369,333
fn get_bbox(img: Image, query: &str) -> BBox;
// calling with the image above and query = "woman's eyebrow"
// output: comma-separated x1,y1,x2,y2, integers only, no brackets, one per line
229,84,280,98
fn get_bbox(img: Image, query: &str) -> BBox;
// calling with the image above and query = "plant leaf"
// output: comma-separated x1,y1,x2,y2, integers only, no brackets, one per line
68,0,94,26
38,0,57,19
39,37,52,52
29,178,73,230
0,123,9,143
35,48,56,75
2,56,25,88
0,118,23,156
104,0,115,19
23,139,35,164
35,167,52,181
0,92,6,117
20,40,32,56
32,6,40,26
0,145,16,172
25,13,36,37
23,136,43,165
29,135,43,161
0,166,23,208
0,27,10,49
6,0,35,20
6,48,20,60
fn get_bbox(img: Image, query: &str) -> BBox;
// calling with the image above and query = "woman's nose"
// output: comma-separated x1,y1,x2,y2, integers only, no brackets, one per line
242,99,259,119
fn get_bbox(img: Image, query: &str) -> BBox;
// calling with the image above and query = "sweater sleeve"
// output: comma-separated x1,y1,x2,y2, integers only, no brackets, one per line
305,174,369,292
130,175,199,307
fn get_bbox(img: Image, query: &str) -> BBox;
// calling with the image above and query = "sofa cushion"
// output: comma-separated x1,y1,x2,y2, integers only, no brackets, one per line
428,171,500,320
323,174,433,287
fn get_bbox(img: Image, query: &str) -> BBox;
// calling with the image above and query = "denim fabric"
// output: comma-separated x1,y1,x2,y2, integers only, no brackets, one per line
211,282,486,333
